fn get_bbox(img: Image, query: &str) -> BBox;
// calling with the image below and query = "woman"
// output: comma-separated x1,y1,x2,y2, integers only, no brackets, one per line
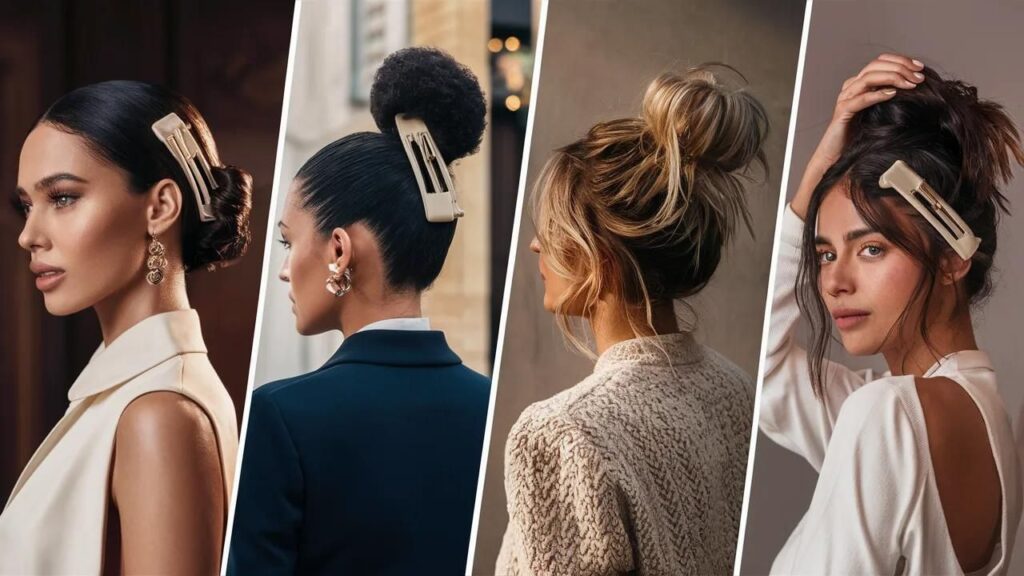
227,47,490,575
496,65,768,575
760,54,1023,574
2,81,251,573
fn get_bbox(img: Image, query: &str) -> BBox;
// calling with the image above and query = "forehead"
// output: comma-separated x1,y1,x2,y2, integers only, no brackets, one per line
18,124,102,185
817,185,868,236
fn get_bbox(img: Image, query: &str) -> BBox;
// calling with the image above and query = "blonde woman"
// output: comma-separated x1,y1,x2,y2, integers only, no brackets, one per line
496,66,768,575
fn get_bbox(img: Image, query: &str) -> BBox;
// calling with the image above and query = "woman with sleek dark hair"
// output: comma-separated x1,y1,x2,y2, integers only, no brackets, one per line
761,53,1022,574
227,47,490,575
1,81,252,573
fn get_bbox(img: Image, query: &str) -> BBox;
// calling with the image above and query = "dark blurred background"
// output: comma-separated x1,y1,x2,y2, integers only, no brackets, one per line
0,0,293,499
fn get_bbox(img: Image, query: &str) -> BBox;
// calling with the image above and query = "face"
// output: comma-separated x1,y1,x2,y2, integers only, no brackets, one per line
814,188,924,356
530,235,580,314
277,183,340,335
17,124,151,316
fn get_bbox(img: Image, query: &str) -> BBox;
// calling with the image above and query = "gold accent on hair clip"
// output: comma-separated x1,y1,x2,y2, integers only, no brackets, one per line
878,160,981,260
395,113,464,223
151,113,218,222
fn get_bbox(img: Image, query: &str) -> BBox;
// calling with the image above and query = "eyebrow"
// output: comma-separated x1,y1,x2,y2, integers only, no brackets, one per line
15,172,89,196
277,220,289,230
814,227,879,245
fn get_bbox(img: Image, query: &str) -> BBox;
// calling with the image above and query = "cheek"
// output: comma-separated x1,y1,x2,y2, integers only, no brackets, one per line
49,200,146,312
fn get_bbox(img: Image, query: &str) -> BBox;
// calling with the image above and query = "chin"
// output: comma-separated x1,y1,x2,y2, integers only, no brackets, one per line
838,335,883,357
42,295,88,317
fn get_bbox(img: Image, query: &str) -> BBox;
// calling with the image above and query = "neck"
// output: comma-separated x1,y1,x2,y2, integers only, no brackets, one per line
884,305,977,377
591,299,680,356
339,289,423,337
94,270,190,346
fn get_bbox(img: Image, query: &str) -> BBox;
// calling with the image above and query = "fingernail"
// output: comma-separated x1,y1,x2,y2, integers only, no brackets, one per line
883,89,897,95
913,72,925,80
912,59,924,68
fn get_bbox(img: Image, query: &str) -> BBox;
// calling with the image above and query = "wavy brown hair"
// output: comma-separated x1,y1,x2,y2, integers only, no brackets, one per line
532,64,769,355
798,67,1024,397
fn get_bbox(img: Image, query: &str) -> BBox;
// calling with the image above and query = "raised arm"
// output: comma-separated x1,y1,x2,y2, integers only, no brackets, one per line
759,55,925,468
112,391,225,575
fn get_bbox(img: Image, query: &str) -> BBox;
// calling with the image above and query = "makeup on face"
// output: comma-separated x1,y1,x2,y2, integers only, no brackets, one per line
16,125,150,316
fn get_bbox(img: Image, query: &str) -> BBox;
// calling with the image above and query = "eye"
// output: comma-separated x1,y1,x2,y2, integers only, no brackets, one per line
817,250,836,264
49,192,79,209
277,236,291,250
12,197,31,216
859,244,884,258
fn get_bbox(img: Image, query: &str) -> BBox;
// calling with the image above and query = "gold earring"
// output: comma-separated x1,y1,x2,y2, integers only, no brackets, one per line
326,262,352,297
146,235,168,285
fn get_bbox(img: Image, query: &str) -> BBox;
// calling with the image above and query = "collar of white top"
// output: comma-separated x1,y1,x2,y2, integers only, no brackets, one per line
356,317,431,333
921,349,994,387
68,309,207,402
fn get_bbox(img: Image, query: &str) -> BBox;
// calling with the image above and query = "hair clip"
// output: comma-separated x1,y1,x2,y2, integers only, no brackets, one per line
151,113,218,222
394,113,464,223
878,160,981,260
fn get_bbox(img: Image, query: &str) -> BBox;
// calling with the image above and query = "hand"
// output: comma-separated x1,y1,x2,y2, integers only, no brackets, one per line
791,54,925,220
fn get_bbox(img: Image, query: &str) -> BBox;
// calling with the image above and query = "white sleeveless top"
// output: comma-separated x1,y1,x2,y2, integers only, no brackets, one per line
0,310,239,575
760,206,1021,575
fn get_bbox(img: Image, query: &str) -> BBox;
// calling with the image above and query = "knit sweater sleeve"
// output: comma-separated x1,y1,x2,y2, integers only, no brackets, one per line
499,404,633,576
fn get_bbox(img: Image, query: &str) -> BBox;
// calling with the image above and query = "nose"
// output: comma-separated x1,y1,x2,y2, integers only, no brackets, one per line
821,257,855,298
278,252,291,283
529,236,541,254
17,211,48,253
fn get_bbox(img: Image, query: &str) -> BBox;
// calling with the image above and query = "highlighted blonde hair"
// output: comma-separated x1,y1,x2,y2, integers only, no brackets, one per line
533,64,769,355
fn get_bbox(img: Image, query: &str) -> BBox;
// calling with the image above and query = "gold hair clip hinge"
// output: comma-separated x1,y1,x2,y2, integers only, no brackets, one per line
395,113,464,223
151,113,218,222
878,160,981,260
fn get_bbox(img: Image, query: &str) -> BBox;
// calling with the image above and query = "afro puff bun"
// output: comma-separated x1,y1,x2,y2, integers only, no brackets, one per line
370,46,487,162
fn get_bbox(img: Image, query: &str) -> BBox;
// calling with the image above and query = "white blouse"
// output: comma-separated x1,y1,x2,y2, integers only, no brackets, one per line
0,310,238,575
759,206,1021,575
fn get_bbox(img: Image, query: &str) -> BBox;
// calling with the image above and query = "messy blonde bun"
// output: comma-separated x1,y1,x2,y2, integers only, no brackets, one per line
533,64,768,355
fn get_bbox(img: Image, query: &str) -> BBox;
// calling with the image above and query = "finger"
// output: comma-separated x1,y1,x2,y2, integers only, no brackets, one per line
840,71,918,101
876,53,924,70
855,60,925,85
837,88,898,117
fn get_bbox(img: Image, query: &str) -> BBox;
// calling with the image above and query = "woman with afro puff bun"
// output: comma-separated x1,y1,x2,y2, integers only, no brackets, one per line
227,47,490,575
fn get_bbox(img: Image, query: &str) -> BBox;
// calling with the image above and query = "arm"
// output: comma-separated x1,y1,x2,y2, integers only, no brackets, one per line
502,411,632,576
226,387,304,575
759,54,926,468
112,392,225,575
771,382,924,575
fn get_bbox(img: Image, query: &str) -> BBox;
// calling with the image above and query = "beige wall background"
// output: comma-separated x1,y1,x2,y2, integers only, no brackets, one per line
472,0,806,572
740,1,1024,573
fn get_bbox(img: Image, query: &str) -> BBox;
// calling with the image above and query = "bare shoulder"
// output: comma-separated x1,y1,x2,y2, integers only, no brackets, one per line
115,391,220,469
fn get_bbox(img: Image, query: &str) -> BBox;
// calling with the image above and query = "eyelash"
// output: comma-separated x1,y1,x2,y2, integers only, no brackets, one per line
817,243,885,265
49,191,80,209
277,237,291,250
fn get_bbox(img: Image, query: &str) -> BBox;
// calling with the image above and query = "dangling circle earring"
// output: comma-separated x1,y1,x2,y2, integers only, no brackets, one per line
146,235,168,285
326,262,352,297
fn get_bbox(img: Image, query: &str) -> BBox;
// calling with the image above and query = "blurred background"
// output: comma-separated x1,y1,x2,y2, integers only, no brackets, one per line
0,0,291,502
471,0,806,572
739,2,1024,573
253,0,536,383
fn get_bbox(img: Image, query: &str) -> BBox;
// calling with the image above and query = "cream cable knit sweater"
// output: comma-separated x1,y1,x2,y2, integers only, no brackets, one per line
496,332,754,575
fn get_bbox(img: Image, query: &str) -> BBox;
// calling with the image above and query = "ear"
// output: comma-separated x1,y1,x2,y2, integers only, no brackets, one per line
146,178,183,236
939,252,972,286
326,227,353,271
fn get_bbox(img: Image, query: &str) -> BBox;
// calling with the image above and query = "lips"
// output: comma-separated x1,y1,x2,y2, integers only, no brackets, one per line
30,262,66,292
832,307,870,330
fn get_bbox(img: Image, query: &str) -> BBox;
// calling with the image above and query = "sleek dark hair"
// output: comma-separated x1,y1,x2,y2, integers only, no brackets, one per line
798,67,1024,396
295,46,486,292
39,80,253,271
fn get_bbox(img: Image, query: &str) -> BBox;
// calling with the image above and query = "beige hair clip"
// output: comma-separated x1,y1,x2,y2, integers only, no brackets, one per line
151,113,218,222
395,113,464,223
878,160,981,260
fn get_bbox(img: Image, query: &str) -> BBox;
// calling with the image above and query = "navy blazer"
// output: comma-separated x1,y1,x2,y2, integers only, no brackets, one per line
227,329,490,575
